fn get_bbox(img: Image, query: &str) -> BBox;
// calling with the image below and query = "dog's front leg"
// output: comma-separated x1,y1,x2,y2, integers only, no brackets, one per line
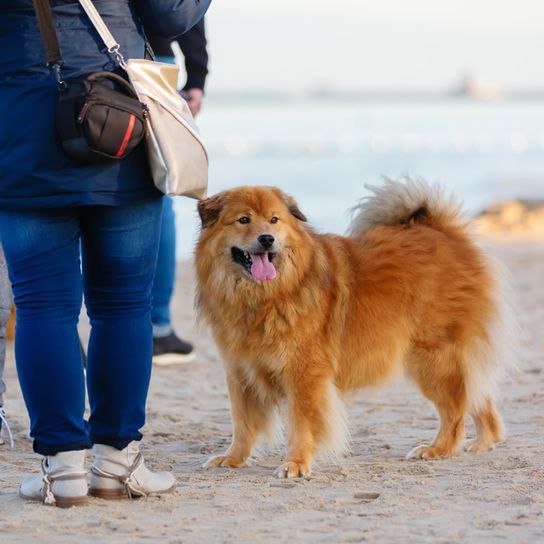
276,370,343,479
204,366,273,470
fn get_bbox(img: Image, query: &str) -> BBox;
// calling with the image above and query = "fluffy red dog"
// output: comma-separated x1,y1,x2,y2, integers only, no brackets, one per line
195,179,513,478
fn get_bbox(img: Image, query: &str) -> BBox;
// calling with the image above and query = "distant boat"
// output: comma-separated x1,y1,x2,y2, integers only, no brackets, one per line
453,74,505,101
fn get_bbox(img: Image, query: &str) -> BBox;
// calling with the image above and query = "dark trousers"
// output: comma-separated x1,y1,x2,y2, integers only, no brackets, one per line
0,198,162,455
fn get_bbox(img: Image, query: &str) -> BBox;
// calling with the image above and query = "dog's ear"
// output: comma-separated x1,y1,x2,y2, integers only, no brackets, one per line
198,194,225,228
285,196,308,221
278,191,307,222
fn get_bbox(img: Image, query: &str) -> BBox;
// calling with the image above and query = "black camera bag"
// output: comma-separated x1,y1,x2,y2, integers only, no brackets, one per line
56,72,146,163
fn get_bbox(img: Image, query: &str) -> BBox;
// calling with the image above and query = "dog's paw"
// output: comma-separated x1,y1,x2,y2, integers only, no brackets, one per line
275,461,311,479
202,455,246,469
405,444,450,460
464,439,496,453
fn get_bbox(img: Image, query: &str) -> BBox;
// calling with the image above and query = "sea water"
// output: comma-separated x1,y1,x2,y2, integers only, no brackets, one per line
174,99,544,258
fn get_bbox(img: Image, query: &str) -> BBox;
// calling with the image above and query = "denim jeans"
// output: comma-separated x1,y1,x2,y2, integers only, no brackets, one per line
0,198,162,455
151,196,176,334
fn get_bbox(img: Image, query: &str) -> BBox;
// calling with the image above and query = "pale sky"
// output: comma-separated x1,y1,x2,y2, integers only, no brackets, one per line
203,0,544,93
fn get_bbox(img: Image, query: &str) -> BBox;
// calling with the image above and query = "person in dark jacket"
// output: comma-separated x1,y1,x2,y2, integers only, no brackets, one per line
147,20,209,366
0,0,211,507
151,19,208,116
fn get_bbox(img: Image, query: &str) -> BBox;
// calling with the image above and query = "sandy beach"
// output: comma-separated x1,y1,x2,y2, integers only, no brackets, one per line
1,228,543,543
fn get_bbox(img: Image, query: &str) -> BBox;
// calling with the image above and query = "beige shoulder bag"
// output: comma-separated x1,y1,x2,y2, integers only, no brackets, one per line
78,0,208,199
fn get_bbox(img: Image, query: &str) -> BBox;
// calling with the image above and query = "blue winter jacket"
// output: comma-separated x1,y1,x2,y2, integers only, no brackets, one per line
0,0,211,210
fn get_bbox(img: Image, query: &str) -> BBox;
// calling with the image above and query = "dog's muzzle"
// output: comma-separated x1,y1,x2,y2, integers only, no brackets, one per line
231,244,277,281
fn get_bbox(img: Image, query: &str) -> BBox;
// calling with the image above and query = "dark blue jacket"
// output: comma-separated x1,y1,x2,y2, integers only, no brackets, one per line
0,0,211,210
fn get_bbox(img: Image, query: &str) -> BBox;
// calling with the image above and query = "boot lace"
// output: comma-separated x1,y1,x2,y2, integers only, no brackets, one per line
91,452,146,499
39,457,87,506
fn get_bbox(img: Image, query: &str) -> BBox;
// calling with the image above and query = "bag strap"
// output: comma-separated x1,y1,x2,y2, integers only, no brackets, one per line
32,0,67,88
78,0,127,69
32,0,62,66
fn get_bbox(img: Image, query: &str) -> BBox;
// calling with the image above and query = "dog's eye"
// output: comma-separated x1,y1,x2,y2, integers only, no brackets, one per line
270,216,279,224
238,216,251,224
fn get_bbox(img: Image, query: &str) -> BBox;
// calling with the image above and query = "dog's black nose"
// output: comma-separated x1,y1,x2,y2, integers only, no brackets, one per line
258,234,275,249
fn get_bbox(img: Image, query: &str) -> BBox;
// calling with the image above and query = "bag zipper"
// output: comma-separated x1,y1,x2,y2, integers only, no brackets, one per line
77,101,145,124
78,102,90,123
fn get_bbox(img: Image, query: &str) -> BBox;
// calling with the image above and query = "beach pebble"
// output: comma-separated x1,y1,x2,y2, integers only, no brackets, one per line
270,481,297,489
353,492,380,500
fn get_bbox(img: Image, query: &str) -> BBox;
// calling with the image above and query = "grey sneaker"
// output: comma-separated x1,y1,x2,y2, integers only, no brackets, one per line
0,406,14,448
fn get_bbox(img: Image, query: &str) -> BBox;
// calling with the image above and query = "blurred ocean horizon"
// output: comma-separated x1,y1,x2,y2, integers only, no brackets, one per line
173,98,544,258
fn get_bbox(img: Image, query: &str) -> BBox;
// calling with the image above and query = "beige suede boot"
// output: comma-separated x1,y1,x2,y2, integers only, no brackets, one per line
19,450,88,507
89,442,176,499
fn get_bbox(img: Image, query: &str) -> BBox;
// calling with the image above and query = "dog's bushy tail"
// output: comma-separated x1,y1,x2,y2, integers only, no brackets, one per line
348,177,518,414
347,177,466,237
463,254,519,413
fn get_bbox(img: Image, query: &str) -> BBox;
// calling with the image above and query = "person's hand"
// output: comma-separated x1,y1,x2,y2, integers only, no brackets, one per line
184,88,204,117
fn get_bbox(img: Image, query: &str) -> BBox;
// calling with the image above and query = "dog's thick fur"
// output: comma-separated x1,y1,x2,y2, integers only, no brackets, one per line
195,180,513,478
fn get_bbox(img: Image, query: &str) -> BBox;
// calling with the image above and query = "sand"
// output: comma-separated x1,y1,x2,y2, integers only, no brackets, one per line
0,234,543,543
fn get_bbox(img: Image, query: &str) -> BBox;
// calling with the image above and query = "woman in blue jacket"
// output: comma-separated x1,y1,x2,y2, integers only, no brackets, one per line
0,0,211,507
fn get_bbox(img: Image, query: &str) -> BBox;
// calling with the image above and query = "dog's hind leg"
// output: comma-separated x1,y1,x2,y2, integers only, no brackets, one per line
203,366,275,470
465,398,503,453
406,347,467,460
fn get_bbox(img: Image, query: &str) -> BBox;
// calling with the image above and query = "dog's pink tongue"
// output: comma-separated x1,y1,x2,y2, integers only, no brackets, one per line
250,253,276,281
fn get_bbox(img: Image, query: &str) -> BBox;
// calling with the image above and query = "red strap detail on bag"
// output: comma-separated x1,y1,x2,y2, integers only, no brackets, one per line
116,114,136,158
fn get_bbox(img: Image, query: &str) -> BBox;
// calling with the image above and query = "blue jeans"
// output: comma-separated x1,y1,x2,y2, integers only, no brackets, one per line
151,196,176,333
0,198,162,455
151,54,177,336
